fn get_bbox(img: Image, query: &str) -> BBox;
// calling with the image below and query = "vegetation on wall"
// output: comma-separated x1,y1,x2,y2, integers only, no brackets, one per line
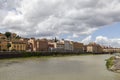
106,56,115,69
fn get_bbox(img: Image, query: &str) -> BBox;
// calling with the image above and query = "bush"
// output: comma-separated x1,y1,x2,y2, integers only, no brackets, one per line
106,56,115,69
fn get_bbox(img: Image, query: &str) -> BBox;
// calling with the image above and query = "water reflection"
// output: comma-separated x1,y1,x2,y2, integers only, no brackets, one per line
0,55,120,80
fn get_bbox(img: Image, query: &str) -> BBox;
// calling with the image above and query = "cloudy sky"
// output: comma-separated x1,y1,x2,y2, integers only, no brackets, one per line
0,0,120,47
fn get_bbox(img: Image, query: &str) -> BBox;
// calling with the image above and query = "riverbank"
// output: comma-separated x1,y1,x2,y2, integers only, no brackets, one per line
106,55,120,73
0,51,108,59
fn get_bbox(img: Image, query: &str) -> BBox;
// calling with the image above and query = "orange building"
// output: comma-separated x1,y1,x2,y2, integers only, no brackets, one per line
73,42,84,52
0,41,8,51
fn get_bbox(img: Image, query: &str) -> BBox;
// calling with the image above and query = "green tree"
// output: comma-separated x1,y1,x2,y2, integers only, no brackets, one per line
5,32,11,39
16,35,21,39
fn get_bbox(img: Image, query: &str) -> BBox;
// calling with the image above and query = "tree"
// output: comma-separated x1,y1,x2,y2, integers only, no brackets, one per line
5,32,11,39
16,35,21,39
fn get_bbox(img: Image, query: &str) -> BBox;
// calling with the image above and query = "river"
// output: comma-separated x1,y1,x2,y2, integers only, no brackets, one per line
0,55,120,80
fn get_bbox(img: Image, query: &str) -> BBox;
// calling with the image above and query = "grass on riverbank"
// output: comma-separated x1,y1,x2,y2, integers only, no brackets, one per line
106,56,115,69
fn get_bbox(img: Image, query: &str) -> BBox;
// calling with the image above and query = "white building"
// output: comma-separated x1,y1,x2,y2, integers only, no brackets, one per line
56,40,64,51
64,41,73,51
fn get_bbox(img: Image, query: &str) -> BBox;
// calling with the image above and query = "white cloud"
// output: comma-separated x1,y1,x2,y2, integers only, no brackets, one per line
95,36,120,48
81,36,120,48
0,0,120,38
81,35,92,44
73,34,79,38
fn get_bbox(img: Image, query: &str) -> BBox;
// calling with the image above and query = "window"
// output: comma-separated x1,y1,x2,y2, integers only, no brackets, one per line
14,45,16,48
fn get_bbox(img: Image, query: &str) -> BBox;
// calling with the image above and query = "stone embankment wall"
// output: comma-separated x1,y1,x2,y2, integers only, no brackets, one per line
0,51,84,59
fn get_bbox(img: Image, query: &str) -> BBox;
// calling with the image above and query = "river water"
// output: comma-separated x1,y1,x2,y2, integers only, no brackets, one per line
0,55,120,80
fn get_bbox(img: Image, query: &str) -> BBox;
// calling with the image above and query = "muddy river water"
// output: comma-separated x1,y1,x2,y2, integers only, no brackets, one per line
0,55,120,80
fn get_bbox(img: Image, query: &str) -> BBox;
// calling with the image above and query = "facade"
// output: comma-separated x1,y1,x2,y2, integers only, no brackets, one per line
1,32,120,53
87,42,103,53
9,41,27,51
103,47,120,53
83,45,87,52
36,39,48,51
114,48,120,53
28,38,36,51
64,41,73,51
0,33,7,40
56,40,64,51
73,42,84,52
28,38,48,52
0,41,8,51
48,41,57,51
20,38,30,51
11,33,17,39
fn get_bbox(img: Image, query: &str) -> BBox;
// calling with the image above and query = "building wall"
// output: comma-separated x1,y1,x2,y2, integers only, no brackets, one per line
10,42,26,51
87,43,103,53
64,41,73,51
36,39,48,51
73,42,84,52
56,43,64,51
103,48,120,53
0,41,8,51
97,46,103,53
55,40,65,51
28,38,36,51
0,33,7,40
115,48,120,53
11,33,17,38
87,46,94,53
48,42,57,51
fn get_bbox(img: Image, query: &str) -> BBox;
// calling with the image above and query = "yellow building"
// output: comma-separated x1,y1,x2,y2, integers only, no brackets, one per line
0,41,8,51
87,42,103,53
10,41,27,51
0,33,7,40
103,47,120,53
